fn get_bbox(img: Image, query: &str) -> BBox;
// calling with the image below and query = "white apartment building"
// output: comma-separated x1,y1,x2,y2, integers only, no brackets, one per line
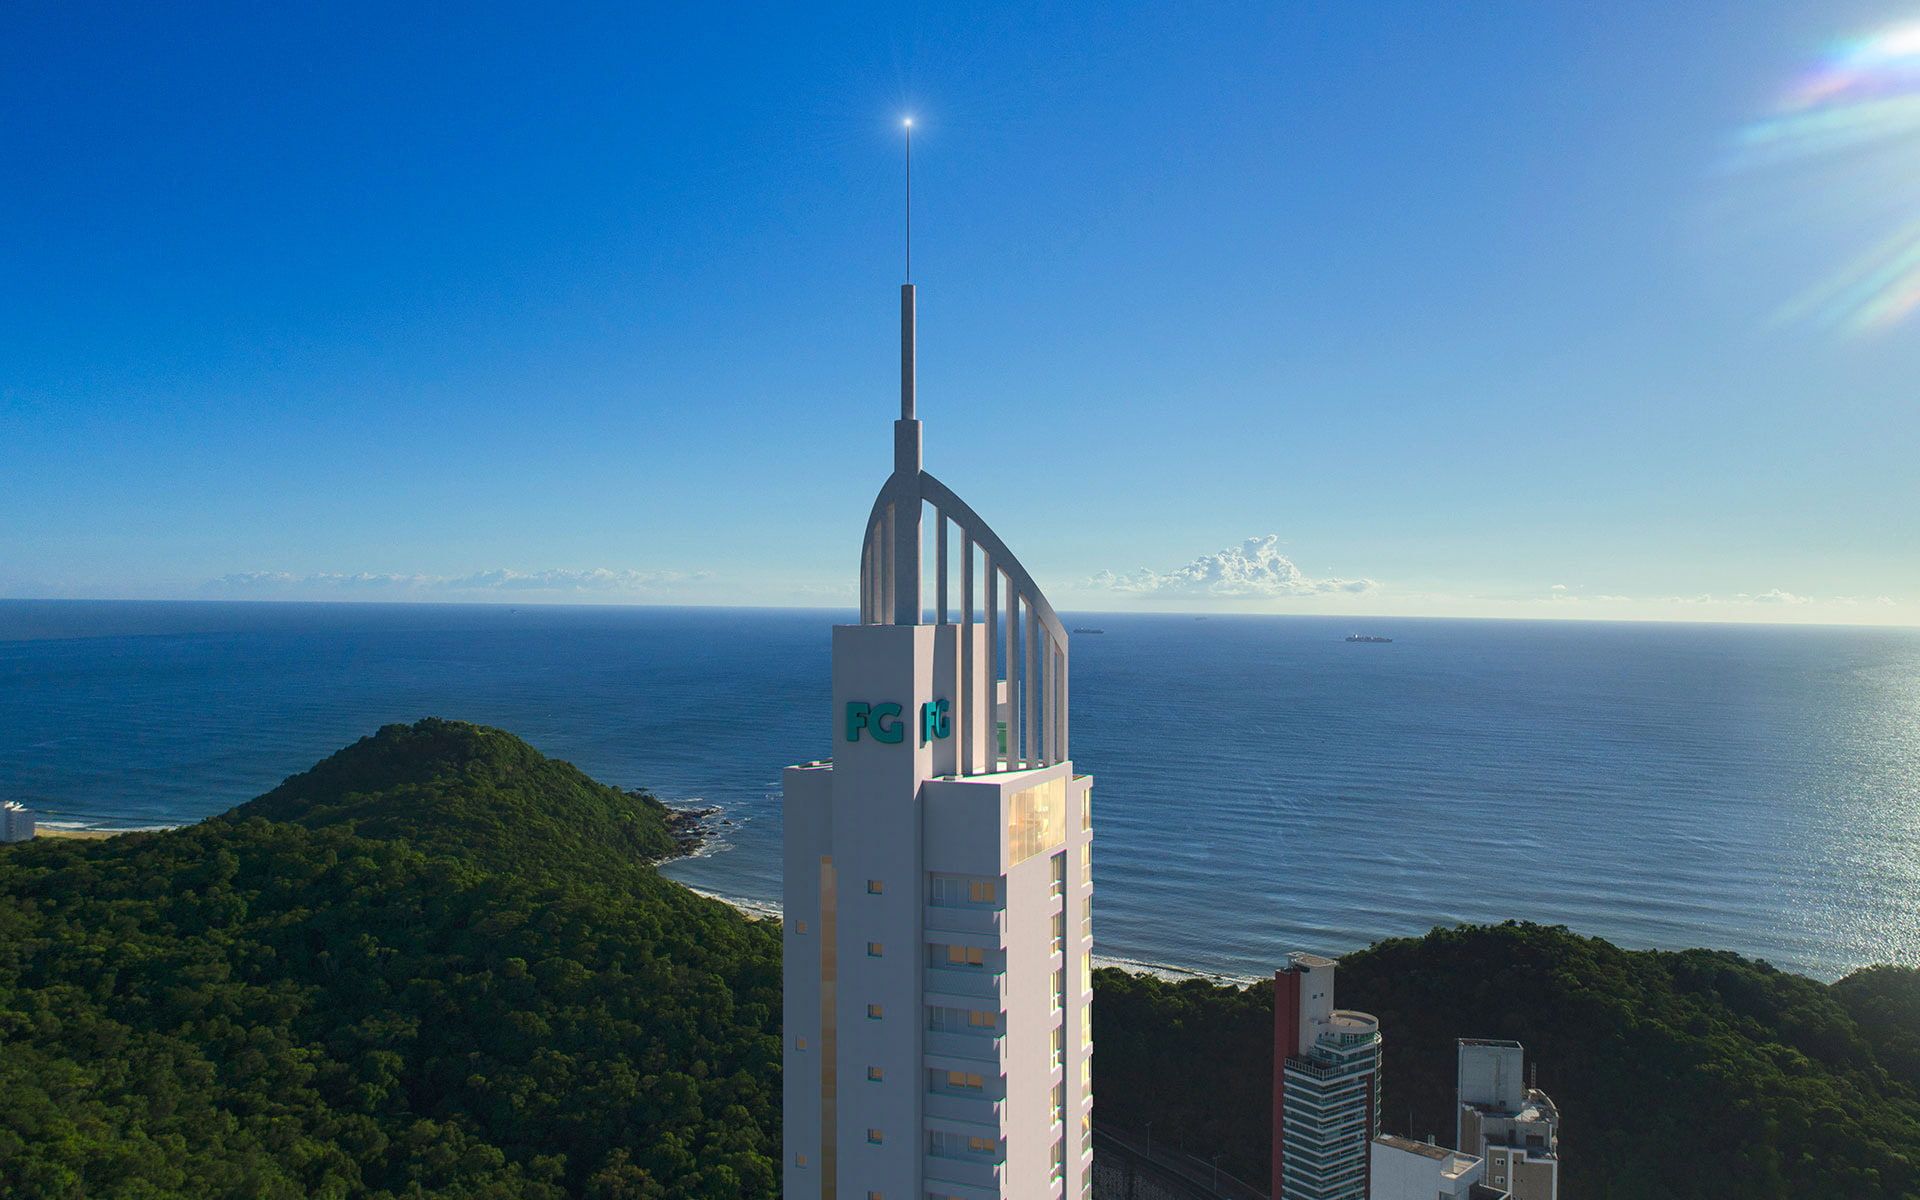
783,280,1094,1200
1457,1040,1559,1200
2,801,35,843
1273,953,1382,1200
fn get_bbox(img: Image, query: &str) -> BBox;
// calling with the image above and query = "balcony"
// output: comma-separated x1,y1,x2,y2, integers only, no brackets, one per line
924,1153,1004,1192
925,1030,1004,1066
924,967,1005,1003
924,1091,1005,1126
925,904,1006,938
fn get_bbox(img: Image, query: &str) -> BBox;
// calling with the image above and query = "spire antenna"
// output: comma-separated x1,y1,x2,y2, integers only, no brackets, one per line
897,116,918,433
903,116,913,282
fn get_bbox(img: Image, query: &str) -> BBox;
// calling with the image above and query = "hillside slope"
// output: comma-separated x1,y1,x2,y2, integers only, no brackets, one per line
1092,923,1920,1199
232,718,680,874
0,720,781,1199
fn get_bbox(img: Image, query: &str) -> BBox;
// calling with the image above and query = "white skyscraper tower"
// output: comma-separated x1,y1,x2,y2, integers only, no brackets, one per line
783,129,1095,1200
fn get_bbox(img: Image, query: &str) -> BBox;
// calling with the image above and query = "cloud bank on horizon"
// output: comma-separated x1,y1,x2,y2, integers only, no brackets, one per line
1090,535,1377,598
205,567,710,598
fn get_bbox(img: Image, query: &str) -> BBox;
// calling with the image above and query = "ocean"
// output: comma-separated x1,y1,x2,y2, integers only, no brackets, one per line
2,599,1916,982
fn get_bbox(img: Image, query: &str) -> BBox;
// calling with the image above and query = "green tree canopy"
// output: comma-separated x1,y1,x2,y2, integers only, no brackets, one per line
0,720,780,1199
1092,922,1920,1199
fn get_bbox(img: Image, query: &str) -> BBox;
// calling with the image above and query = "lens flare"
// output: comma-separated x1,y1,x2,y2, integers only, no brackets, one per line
1730,20,1920,335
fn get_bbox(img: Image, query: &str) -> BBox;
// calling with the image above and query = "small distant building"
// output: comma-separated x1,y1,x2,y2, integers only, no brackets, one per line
2,801,36,842
1457,1040,1559,1200
1370,1134,1508,1200
1272,952,1382,1200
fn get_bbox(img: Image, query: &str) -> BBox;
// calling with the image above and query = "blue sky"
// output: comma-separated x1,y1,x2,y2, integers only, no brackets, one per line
4,1,1917,623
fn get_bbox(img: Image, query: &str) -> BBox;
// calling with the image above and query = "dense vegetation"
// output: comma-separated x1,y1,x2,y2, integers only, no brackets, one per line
0,720,781,1199
4,720,1917,1199
1092,923,1920,1200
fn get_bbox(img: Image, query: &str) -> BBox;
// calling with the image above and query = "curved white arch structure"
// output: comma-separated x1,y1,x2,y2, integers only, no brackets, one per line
856,283,1070,772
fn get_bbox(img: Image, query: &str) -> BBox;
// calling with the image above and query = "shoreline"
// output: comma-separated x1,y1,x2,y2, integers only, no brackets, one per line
34,823,176,841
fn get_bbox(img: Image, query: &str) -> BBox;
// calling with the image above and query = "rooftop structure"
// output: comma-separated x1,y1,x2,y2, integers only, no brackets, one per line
1457,1040,1559,1200
1272,953,1382,1200
1370,1134,1509,1200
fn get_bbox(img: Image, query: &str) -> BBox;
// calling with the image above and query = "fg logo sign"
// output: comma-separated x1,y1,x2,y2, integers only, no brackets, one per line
846,699,951,746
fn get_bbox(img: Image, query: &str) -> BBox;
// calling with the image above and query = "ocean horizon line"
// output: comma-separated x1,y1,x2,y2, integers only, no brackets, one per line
4,594,1916,633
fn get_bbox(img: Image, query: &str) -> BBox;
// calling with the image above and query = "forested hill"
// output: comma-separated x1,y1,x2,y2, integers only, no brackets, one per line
1092,923,1920,1200
4,721,1918,1199
231,718,681,874
0,720,781,1199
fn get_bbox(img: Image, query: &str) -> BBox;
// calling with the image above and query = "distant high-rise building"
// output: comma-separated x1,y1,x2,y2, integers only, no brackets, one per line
1271,953,1382,1200
781,275,1095,1200
1369,1133,1508,1200
2,801,35,843
1456,1040,1559,1200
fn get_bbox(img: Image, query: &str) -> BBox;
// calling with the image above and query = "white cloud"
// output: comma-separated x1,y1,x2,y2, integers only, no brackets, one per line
1090,535,1376,598
1542,587,1633,605
1665,589,1821,606
205,567,709,598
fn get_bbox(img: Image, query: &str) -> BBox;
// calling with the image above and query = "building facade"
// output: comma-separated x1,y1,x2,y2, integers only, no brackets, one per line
1456,1040,1559,1200
783,282,1094,1200
1,801,35,843
1271,953,1382,1200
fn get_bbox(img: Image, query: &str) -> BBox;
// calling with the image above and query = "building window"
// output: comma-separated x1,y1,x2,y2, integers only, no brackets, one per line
868,1193,883,1200
795,1153,807,1167
940,1069,984,1091
868,1003,883,1019
796,1036,807,1050
867,941,884,957
1010,778,1068,865
929,1131,1000,1161
944,944,985,967
1051,911,1065,953
931,873,1000,907
928,1006,998,1034
795,920,807,934
867,1128,883,1145
1082,788,1091,831
868,879,884,894
868,1065,884,1081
